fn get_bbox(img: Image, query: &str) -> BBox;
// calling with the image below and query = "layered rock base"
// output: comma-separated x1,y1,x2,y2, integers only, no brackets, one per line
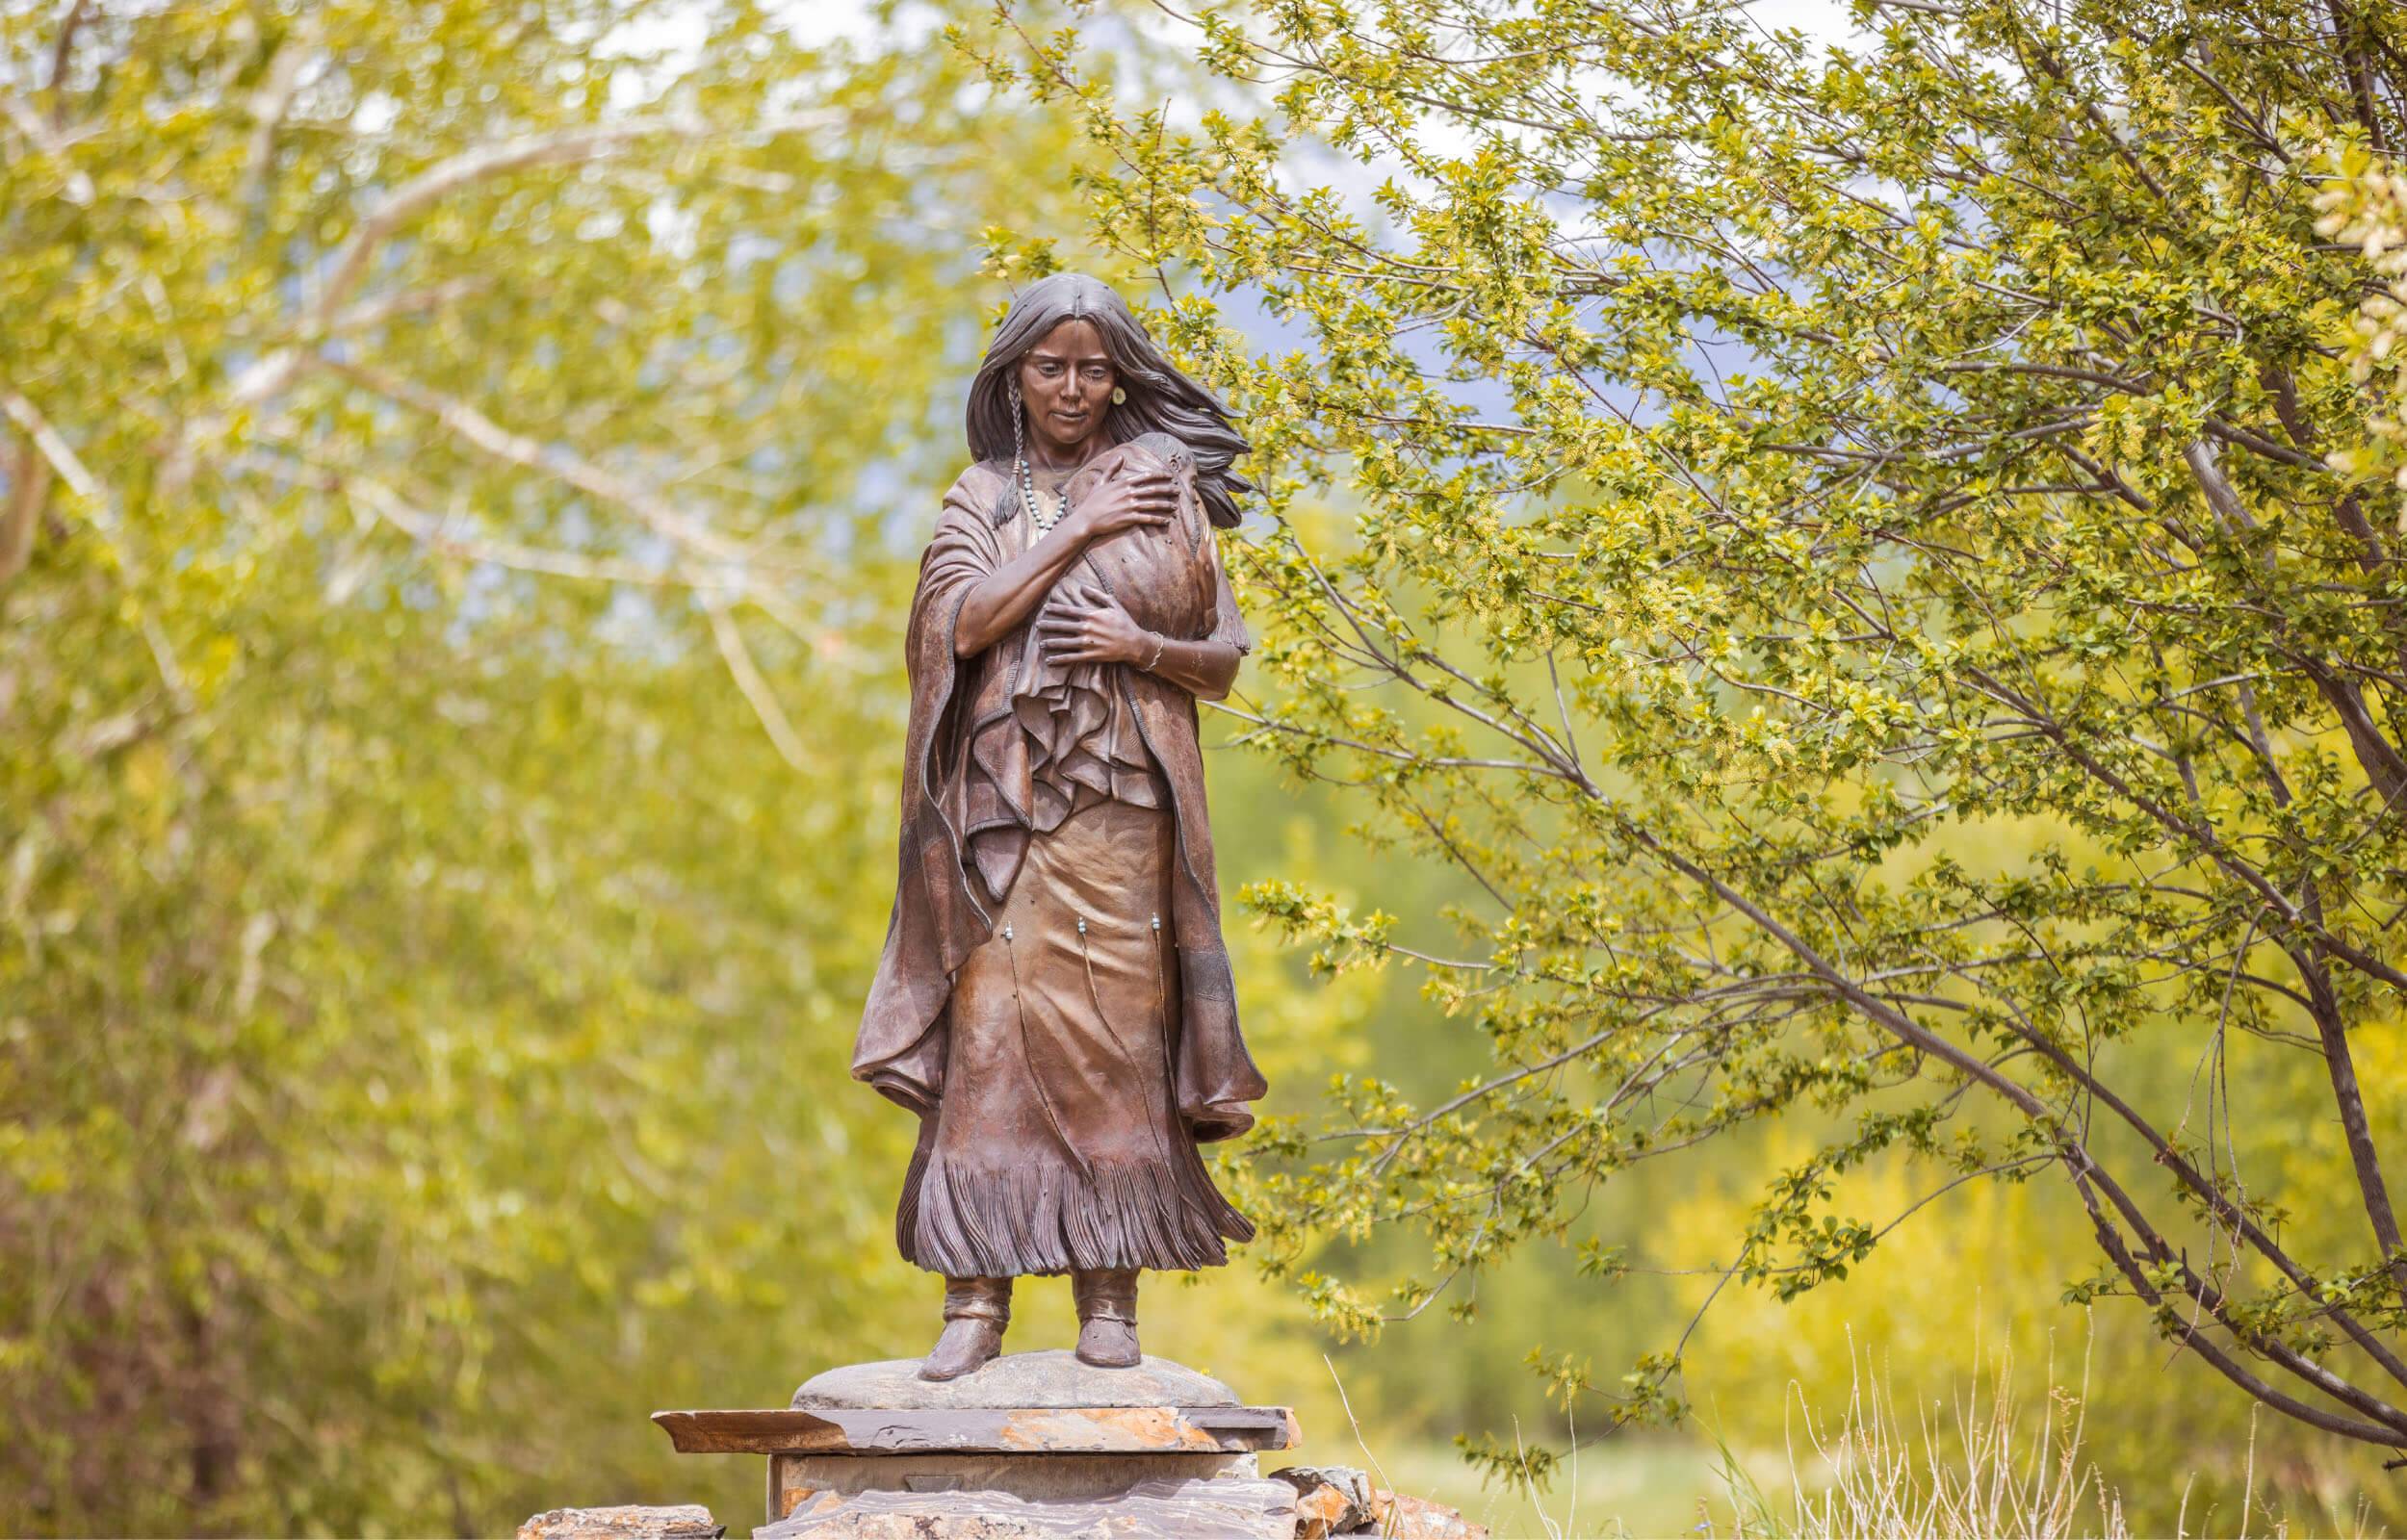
522,1350,1485,1539
655,1350,1299,1538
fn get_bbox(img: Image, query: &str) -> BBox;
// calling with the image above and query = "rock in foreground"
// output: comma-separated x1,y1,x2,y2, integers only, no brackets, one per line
517,1504,723,1540
1264,1467,1487,1539
1269,1466,1372,1538
1367,1487,1488,1538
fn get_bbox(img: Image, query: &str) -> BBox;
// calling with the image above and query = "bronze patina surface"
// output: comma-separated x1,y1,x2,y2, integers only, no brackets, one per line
848,273,1269,1376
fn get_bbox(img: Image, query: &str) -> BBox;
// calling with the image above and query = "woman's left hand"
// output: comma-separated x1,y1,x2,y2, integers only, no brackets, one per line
1036,577,1155,666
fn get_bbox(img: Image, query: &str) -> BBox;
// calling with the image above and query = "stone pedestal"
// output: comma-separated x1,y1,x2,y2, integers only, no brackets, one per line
651,1350,1302,1539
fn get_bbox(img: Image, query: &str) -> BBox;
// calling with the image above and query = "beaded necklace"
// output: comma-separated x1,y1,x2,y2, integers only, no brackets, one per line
1017,456,1069,534
1008,378,1072,535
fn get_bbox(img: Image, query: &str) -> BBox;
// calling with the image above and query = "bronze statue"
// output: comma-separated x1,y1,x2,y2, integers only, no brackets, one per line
852,273,1268,1381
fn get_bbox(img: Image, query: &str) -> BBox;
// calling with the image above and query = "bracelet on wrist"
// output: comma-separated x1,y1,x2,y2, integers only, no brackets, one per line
1143,631,1166,670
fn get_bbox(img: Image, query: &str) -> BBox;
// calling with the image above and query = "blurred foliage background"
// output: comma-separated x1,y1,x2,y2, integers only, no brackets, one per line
4,0,2406,1535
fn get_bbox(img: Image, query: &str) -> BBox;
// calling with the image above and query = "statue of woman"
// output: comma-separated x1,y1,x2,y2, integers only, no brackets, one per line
852,273,1268,1381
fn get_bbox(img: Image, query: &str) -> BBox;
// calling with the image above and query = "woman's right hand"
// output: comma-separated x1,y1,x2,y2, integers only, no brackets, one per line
1068,464,1179,542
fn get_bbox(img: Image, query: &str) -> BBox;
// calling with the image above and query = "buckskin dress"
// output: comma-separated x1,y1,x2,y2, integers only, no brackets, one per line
853,433,1266,1278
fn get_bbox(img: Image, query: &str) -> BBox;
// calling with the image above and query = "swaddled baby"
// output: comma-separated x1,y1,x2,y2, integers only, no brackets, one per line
1058,432,1217,641
1009,433,1220,831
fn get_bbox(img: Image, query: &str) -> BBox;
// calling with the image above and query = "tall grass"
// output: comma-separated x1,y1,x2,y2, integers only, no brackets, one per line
1694,1323,2124,1539
1366,1322,2382,1536
1680,1318,2383,1540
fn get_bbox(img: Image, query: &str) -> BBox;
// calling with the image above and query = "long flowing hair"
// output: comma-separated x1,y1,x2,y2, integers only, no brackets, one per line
965,272,1253,529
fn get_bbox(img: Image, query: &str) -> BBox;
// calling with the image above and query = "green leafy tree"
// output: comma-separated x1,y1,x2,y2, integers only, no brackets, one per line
0,2,1113,1532
1004,0,2407,1465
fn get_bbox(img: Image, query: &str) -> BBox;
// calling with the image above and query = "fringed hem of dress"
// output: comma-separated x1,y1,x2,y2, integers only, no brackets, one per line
898,1141,1255,1277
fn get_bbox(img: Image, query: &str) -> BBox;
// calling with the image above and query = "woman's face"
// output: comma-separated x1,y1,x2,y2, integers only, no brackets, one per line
1016,318,1117,464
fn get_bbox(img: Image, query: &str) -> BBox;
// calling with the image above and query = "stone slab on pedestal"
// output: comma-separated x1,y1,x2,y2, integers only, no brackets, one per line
653,1402,1295,1458
790,1351,1240,1410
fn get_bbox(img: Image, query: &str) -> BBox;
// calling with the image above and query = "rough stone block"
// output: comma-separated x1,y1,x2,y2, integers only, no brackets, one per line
517,1504,722,1540
1269,1466,1372,1538
752,1475,1298,1539
771,1450,1256,1515
1365,1488,1488,1538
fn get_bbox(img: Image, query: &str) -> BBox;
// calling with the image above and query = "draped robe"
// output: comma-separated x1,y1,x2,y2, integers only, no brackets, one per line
852,436,1268,1273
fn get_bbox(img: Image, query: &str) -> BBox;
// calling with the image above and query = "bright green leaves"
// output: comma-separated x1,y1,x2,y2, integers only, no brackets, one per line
0,2,1102,1532
1014,0,2407,1468
2316,143,2407,503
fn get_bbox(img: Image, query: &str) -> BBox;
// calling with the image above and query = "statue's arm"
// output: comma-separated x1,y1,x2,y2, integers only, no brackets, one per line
1140,540,1248,701
953,522,1100,657
1142,636,1241,702
952,466,1179,657
1025,491,1251,699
